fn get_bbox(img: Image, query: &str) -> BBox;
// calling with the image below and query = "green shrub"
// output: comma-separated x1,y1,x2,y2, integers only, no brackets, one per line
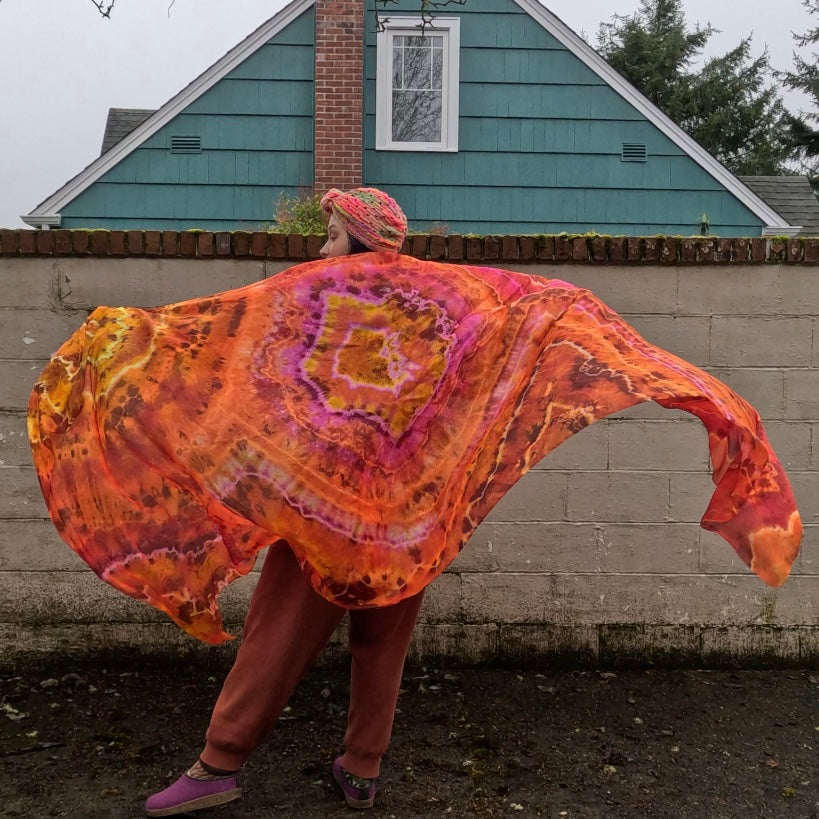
271,191,325,234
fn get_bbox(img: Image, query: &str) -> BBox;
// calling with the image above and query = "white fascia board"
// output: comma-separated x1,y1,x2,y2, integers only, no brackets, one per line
21,214,61,228
26,0,314,220
513,0,792,231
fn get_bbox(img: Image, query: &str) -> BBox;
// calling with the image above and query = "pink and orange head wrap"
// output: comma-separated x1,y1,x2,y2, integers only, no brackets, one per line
320,187,408,253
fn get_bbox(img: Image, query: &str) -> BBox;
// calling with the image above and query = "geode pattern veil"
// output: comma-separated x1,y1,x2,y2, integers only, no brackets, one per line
28,255,802,643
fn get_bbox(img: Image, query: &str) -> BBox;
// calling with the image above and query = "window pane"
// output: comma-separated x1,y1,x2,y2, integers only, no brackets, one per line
405,35,428,48
402,45,431,90
392,90,442,142
392,45,403,89
431,47,443,89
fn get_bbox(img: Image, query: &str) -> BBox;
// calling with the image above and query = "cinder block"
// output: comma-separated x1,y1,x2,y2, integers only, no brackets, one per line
799,628,819,665
784,369,819,420
416,572,463,622
0,571,161,624
0,466,49,518
461,572,562,624
216,572,258,624
607,420,709,471
0,623,241,670
677,265,818,317
460,521,599,572
762,421,814,471
409,623,498,664
517,264,678,315
0,308,85,360
446,529,500,572
789,471,819,524
55,258,266,310
706,368,785,420
497,623,599,666
597,522,699,573
0,259,55,307
710,317,813,367
484,472,567,522
461,572,811,626
567,472,668,522
699,529,750,574
262,261,292,279
726,571,819,626
534,423,607,470
0,412,32,467
0,566,260,633
0,519,81,571
619,314,710,366
598,624,703,668
0,361,47,411
668,471,720,524
700,626,801,667
794,524,818,574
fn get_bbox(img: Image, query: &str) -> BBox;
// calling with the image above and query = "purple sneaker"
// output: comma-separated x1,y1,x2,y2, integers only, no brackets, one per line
332,757,376,809
144,773,242,817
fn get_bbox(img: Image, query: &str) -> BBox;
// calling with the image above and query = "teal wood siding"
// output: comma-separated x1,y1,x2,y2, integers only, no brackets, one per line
362,0,765,236
60,8,315,230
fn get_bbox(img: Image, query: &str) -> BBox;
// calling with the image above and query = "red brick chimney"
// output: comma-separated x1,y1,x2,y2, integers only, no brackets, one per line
314,0,364,193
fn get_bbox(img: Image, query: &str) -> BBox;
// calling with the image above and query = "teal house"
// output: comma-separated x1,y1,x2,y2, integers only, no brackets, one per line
24,0,796,236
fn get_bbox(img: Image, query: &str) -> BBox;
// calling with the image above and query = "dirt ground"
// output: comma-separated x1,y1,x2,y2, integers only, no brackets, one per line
1,661,817,819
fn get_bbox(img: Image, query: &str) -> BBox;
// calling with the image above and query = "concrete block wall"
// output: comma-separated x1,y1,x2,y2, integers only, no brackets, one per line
1,235,816,668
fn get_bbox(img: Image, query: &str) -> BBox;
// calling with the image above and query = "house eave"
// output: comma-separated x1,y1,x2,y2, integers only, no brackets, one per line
761,226,802,237
25,0,313,220
22,213,61,229
514,0,792,231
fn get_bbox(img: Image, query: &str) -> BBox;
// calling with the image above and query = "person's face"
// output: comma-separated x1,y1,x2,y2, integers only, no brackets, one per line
320,213,351,258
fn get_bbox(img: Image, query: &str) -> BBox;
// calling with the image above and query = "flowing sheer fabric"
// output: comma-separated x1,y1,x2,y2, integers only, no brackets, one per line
28,254,802,643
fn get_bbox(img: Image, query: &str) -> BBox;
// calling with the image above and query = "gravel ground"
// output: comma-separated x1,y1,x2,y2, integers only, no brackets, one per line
1,663,818,818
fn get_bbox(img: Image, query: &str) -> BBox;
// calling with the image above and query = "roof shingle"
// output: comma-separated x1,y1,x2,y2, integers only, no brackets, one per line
100,108,155,155
739,176,819,236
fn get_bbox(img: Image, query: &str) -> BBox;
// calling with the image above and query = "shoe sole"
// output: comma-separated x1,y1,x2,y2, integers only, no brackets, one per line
343,793,375,810
332,768,374,810
145,787,242,817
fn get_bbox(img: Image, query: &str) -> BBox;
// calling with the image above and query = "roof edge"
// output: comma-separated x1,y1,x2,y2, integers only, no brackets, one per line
21,213,60,228
27,0,314,219
513,0,792,230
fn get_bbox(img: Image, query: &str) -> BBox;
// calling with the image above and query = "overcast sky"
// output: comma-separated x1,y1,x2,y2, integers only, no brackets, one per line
0,0,813,229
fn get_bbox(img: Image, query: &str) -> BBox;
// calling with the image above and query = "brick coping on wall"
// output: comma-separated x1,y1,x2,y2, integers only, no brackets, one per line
0,229,817,264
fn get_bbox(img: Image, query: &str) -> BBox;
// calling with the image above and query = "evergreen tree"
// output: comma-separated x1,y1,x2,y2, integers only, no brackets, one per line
597,0,792,175
783,0,819,188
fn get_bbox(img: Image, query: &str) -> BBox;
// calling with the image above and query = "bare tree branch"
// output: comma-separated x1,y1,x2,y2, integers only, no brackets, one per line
376,0,468,34
89,0,116,18
83,1,464,28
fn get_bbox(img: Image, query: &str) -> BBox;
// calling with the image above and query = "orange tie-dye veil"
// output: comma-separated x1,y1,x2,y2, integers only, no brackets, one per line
27,251,802,644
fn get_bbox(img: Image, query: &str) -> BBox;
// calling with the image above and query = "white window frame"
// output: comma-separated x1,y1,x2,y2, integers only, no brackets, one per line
375,16,460,152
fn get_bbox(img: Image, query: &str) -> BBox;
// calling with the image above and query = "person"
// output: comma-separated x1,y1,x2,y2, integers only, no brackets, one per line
144,188,418,817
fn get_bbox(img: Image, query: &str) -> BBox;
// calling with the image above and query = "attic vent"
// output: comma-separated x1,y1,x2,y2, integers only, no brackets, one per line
170,135,202,153
621,143,648,162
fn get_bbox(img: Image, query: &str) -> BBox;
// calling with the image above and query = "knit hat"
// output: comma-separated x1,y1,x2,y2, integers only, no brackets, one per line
320,187,407,253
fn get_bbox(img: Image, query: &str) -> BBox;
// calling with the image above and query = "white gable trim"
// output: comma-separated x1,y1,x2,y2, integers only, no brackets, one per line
513,0,791,230
24,0,313,226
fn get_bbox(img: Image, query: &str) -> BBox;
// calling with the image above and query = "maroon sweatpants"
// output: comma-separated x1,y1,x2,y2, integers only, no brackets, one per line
201,541,424,778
